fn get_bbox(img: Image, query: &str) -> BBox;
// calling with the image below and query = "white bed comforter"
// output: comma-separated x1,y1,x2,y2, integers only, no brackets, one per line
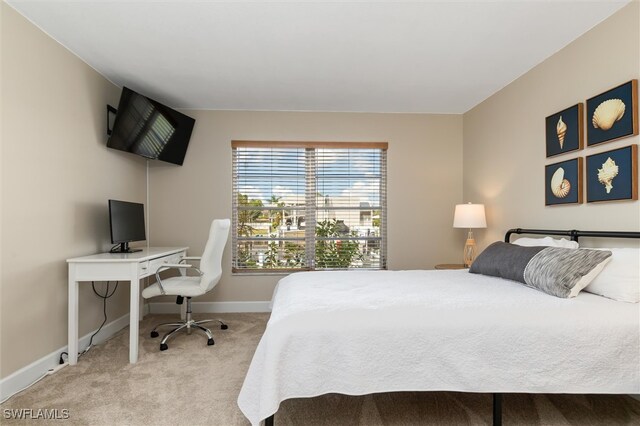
238,270,640,425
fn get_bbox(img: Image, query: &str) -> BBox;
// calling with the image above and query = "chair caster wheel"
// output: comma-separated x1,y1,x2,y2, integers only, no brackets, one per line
221,324,228,330
207,338,215,346
160,343,168,351
150,331,159,338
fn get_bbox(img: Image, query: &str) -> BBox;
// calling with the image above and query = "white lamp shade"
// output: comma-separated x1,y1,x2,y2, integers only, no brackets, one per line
453,203,487,228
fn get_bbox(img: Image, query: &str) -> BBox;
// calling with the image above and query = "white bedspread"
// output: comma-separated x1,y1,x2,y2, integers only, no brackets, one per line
238,270,640,425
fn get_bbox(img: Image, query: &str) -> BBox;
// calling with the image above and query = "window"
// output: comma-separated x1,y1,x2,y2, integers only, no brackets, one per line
232,141,387,273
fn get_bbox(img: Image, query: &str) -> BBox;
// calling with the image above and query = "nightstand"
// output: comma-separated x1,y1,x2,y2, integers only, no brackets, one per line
434,263,468,270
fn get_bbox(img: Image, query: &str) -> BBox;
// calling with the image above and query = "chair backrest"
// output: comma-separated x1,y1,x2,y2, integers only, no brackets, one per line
198,218,231,293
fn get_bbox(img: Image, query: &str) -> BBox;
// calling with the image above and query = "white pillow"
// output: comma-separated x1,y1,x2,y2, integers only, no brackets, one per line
569,256,611,297
584,248,640,303
512,236,579,249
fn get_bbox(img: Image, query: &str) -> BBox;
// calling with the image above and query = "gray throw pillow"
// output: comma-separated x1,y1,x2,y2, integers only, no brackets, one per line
470,242,612,298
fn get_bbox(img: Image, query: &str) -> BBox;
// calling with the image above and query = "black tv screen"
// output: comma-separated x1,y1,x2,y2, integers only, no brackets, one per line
107,87,195,165
109,200,146,253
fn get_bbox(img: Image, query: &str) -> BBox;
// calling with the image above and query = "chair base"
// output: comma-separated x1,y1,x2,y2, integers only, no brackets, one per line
149,297,228,351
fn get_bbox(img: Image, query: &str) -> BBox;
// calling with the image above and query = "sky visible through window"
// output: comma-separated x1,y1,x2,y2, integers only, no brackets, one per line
237,147,382,207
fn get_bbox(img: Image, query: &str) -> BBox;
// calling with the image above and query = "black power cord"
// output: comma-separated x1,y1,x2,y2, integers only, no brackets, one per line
59,281,119,364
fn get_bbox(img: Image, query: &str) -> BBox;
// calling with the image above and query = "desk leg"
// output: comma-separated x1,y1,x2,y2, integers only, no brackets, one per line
129,264,140,364
139,289,145,321
68,265,79,365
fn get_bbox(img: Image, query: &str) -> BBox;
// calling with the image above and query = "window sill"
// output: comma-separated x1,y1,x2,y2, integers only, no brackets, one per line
232,267,309,276
231,267,387,276
231,271,293,277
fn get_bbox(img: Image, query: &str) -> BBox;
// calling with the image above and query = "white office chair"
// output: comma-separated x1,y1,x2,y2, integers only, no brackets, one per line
142,218,230,351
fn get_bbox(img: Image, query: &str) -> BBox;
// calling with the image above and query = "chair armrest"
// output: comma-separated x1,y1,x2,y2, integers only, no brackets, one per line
181,256,201,262
154,264,202,295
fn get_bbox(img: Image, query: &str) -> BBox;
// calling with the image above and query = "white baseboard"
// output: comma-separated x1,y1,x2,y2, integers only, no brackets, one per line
0,313,130,402
149,301,271,314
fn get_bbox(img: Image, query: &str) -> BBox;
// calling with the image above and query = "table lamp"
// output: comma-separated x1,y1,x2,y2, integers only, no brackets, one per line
453,203,487,267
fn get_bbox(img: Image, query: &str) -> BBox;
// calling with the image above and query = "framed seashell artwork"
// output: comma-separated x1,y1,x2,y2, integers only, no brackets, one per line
545,103,583,157
545,158,583,206
586,80,638,146
586,145,638,203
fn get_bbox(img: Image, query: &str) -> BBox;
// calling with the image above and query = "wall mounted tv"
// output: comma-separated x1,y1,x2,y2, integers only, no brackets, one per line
106,87,195,166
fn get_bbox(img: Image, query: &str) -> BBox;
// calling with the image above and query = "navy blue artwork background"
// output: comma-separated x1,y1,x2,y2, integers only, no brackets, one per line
587,81,636,146
546,104,581,157
587,146,634,202
545,158,580,205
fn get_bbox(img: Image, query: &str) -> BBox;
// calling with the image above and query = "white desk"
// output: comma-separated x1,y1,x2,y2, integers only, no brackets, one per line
67,247,188,365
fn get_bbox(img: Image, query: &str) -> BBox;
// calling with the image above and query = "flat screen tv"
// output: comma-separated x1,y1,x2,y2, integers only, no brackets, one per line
107,87,195,165
109,199,146,253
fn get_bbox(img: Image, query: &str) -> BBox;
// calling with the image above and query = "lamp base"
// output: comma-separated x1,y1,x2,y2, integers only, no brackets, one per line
463,230,477,268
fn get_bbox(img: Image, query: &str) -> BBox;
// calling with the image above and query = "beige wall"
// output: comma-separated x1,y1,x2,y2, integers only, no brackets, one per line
463,2,640,249
0,4,146,378
149,111,463,302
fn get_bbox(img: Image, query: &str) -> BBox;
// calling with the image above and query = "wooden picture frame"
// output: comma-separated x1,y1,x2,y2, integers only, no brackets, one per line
545,103,583,158
586,80,638,146
545,158,583,206
586,145,638,203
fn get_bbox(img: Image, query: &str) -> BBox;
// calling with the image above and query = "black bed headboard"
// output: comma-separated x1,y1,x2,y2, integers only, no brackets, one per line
504,228,640,243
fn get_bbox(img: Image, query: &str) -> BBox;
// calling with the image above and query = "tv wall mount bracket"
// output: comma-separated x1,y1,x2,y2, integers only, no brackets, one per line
106,105,118,136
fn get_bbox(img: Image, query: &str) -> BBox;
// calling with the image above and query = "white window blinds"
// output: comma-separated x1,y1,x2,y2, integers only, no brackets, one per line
232,141,387,273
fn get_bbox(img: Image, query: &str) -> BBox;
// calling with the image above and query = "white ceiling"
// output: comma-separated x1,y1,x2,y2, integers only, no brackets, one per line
7,0,630,113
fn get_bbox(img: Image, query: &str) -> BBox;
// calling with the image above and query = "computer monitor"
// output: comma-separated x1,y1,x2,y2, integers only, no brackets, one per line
109,200,146,253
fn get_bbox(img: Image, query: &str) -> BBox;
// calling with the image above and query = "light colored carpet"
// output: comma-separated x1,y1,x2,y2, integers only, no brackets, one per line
2,313,639,425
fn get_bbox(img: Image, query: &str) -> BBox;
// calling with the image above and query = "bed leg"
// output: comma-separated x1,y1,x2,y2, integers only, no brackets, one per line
265,414,274,426
493,393,502,426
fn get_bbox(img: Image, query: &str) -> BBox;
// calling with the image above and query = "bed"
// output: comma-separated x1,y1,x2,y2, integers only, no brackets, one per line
237,229,640,426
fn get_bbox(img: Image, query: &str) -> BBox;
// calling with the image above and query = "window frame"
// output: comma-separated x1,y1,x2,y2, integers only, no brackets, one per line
231,140,388,274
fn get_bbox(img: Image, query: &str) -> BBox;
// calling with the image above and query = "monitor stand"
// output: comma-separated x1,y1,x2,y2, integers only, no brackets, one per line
112,242,142,253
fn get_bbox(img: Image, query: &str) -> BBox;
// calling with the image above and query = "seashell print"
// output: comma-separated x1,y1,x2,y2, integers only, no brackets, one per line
556,116,567,149
592,99,625,131
597,157,619,194
550,167,571,198
554,180,571,198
